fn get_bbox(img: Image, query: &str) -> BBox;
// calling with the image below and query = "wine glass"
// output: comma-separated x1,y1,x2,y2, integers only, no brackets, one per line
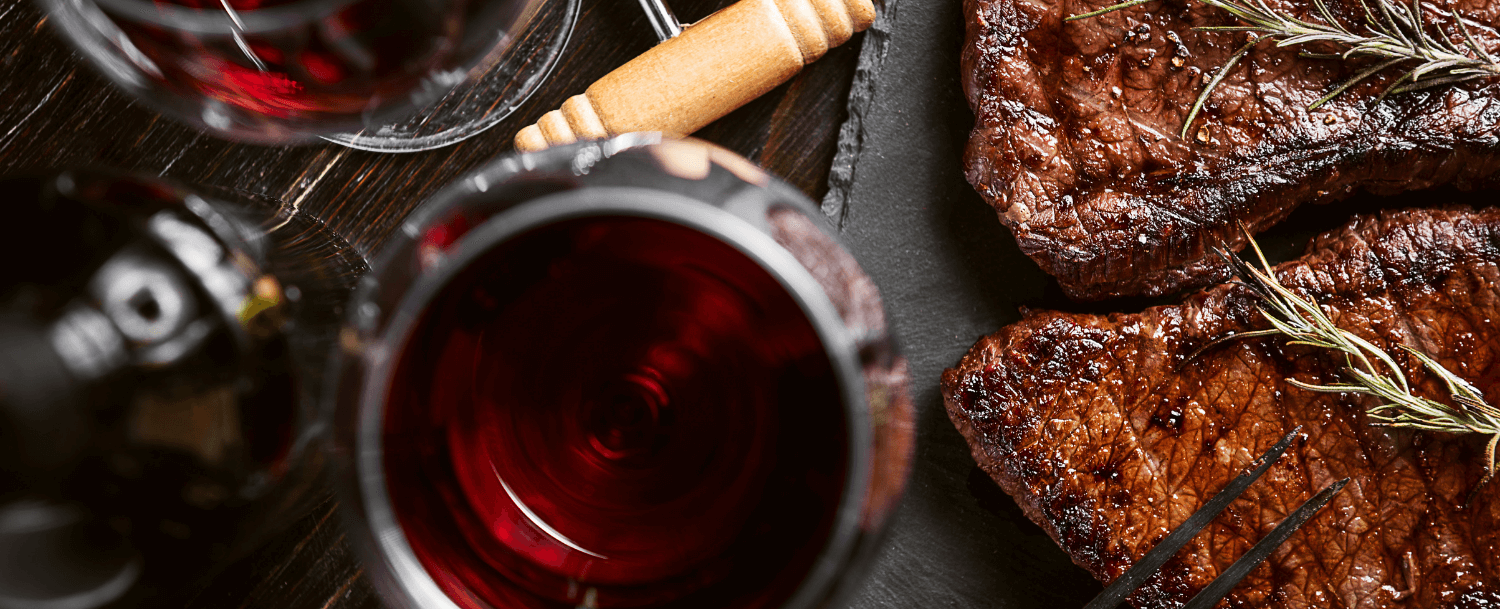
40,0,576,146
0,169,365,607
331,135,916,609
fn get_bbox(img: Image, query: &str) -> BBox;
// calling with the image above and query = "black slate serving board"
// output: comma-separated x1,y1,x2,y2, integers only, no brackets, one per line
821,0,1482,607
822,1,1109,605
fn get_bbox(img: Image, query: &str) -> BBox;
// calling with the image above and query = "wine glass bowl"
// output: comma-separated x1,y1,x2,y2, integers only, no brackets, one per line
385,213,850,607
331,136,916,609
0,169,368,607
320,0,576,152
42,0,552,143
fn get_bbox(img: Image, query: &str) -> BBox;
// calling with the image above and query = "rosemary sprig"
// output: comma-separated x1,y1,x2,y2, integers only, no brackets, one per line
1066,0,1500,138
1219,233,1500,500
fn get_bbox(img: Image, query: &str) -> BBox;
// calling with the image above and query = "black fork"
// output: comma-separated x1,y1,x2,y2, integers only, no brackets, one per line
1082,426,1350,609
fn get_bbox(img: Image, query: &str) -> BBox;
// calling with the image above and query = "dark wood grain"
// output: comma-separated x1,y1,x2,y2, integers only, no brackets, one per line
0,0,864,606
0,0,861,253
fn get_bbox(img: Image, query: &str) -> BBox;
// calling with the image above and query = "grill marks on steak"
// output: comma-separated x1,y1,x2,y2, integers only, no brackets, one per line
962,0,1500,299
942,208,1500,608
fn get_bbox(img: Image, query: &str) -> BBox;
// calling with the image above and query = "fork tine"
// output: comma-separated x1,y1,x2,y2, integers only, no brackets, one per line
1081,426,1302,609
1179,477,1352,609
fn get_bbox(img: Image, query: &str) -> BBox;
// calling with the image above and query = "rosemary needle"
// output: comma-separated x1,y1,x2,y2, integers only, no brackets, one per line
1066,0,1500,138
1217,231,1500,502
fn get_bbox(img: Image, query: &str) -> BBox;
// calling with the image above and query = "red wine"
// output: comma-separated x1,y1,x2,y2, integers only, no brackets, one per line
147,0,450,114
382,217,849,609
80,0,524,133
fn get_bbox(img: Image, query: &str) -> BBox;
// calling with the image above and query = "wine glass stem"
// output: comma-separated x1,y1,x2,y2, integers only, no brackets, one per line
636,0,683,42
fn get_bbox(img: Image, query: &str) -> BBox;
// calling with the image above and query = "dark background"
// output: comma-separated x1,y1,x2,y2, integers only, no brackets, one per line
0,0,1479,605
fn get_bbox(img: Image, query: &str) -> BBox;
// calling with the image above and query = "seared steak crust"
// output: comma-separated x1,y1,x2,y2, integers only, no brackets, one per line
962,0,1500,299
943,208,1500,608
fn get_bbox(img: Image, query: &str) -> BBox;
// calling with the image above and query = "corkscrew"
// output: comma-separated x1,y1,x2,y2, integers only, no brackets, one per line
514,0,875,151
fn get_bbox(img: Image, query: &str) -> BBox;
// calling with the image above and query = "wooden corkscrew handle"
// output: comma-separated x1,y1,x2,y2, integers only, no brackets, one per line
514,0,876,151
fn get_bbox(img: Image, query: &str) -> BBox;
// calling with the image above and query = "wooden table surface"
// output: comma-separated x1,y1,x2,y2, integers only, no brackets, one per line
0,0,867,606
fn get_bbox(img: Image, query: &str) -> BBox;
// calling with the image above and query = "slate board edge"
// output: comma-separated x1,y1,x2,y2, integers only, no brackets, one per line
820,0,901,228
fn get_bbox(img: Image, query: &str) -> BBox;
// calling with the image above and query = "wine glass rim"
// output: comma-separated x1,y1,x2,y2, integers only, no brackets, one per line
87,0,359,35
351,185,876,609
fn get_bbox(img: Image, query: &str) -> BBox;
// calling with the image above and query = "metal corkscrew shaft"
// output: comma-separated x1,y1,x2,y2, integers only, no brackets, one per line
635,0,683,41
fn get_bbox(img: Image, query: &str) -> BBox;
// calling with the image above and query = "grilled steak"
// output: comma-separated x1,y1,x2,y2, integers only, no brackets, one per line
942,208,1500,608
961,0,1500,299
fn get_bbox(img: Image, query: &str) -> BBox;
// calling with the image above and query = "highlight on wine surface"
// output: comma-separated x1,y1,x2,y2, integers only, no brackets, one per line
330,136,915,609
42,0,539,142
